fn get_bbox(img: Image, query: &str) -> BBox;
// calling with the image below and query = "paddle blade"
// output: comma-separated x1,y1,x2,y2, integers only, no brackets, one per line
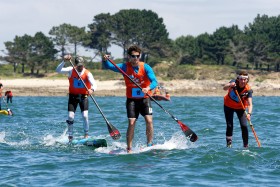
178,120,198,142
189,133,198,142
107,123,121,140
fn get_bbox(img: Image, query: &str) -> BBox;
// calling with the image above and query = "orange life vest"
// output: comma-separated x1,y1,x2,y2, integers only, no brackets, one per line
5,91,12,97
68,68,91,95
224,84,251,109
124,62,152,99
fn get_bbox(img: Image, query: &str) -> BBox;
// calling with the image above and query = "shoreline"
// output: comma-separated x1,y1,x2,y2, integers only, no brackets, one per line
1,78,280,97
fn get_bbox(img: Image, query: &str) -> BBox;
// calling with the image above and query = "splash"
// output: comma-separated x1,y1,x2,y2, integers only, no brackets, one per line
97,131,196,155
0,131,31,146
0,131,6,143
42,127,68,146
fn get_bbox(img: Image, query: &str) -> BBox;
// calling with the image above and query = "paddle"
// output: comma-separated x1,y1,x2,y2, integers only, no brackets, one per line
2,97,8,108
69,59,121,140
2,97,13,116
234,89,261,147
105,57,198,142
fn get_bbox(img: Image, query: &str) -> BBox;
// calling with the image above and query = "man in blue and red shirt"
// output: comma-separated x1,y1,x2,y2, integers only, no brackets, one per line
103,45,158,153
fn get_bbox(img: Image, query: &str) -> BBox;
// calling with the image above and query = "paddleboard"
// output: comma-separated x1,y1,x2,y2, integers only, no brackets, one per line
109,145,155,155
56,137,107,148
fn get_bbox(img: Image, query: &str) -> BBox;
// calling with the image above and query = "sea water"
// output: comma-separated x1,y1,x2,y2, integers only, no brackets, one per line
0,96,279,186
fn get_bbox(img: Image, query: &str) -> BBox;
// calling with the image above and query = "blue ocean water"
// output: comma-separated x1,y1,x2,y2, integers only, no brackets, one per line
0,96,279,186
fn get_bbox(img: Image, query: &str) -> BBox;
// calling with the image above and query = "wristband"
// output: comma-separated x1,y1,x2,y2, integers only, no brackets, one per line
247,113,251,116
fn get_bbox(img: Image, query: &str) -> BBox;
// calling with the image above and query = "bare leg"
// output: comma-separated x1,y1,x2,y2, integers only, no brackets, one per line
126,118,137,152
144,115,153,145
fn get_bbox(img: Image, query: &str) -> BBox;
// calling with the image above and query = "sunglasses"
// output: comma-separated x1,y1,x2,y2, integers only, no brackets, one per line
130,54,140,59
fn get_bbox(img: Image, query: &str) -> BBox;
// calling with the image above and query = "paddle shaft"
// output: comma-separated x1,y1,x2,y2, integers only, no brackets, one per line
69,59,120,140
69,60,108,122
2,97,8,108
105,58,197,142
234,89,261,147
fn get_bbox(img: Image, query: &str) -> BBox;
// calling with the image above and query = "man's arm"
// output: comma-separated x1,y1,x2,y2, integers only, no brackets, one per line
56,61,73,75
144,64,158,90
103,60,127,73
223,79,236,91
87,72,97,91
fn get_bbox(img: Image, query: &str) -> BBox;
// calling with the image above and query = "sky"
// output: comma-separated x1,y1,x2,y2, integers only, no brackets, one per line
0,0,279,59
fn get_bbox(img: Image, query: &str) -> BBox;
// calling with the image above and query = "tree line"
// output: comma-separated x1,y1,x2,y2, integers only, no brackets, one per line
1,9,280,75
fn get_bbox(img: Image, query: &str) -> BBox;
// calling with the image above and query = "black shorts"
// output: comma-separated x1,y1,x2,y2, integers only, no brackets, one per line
68,94,89,112
126,98,152,119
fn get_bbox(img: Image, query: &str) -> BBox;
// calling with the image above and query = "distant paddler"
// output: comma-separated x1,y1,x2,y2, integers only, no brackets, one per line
0,97,13,116
223,70,253,148
0,108,13,116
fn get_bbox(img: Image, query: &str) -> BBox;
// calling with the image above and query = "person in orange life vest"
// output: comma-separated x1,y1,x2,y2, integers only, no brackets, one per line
0,108,13,116
153,86,161,95
56,55,97,141
103,45,158,153
165,91,170,99
223,70,253,148
5,90,13,103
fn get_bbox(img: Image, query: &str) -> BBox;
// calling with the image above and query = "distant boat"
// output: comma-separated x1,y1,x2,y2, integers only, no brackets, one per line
151,86,171,101
152,94,170,101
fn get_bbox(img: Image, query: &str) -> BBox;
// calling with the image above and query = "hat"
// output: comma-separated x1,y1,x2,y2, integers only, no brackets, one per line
75,56,84,66
7,109,13,116
237,70,249,82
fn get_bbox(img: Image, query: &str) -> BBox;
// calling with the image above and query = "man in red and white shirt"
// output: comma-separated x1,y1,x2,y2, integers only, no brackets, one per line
56,55,97,141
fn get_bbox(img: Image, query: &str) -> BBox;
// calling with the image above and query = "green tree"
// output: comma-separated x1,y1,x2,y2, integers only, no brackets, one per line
110,9,170,59
196,33,216,64
28,32,57,74
260,15,280,71
87,13,112,58
228,26,249,67
4,41,21,73
244,14,272,70
68,26,88,56
173,35,199,65
211,26,233,65
49,23,68,57
4,34,33,73
49,23,87,57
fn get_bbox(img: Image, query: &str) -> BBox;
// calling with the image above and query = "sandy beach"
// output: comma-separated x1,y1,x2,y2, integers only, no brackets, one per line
1,77,280,97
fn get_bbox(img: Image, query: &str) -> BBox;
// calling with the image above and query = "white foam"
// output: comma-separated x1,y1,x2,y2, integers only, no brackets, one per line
96,131,196,155
0,131,6,143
